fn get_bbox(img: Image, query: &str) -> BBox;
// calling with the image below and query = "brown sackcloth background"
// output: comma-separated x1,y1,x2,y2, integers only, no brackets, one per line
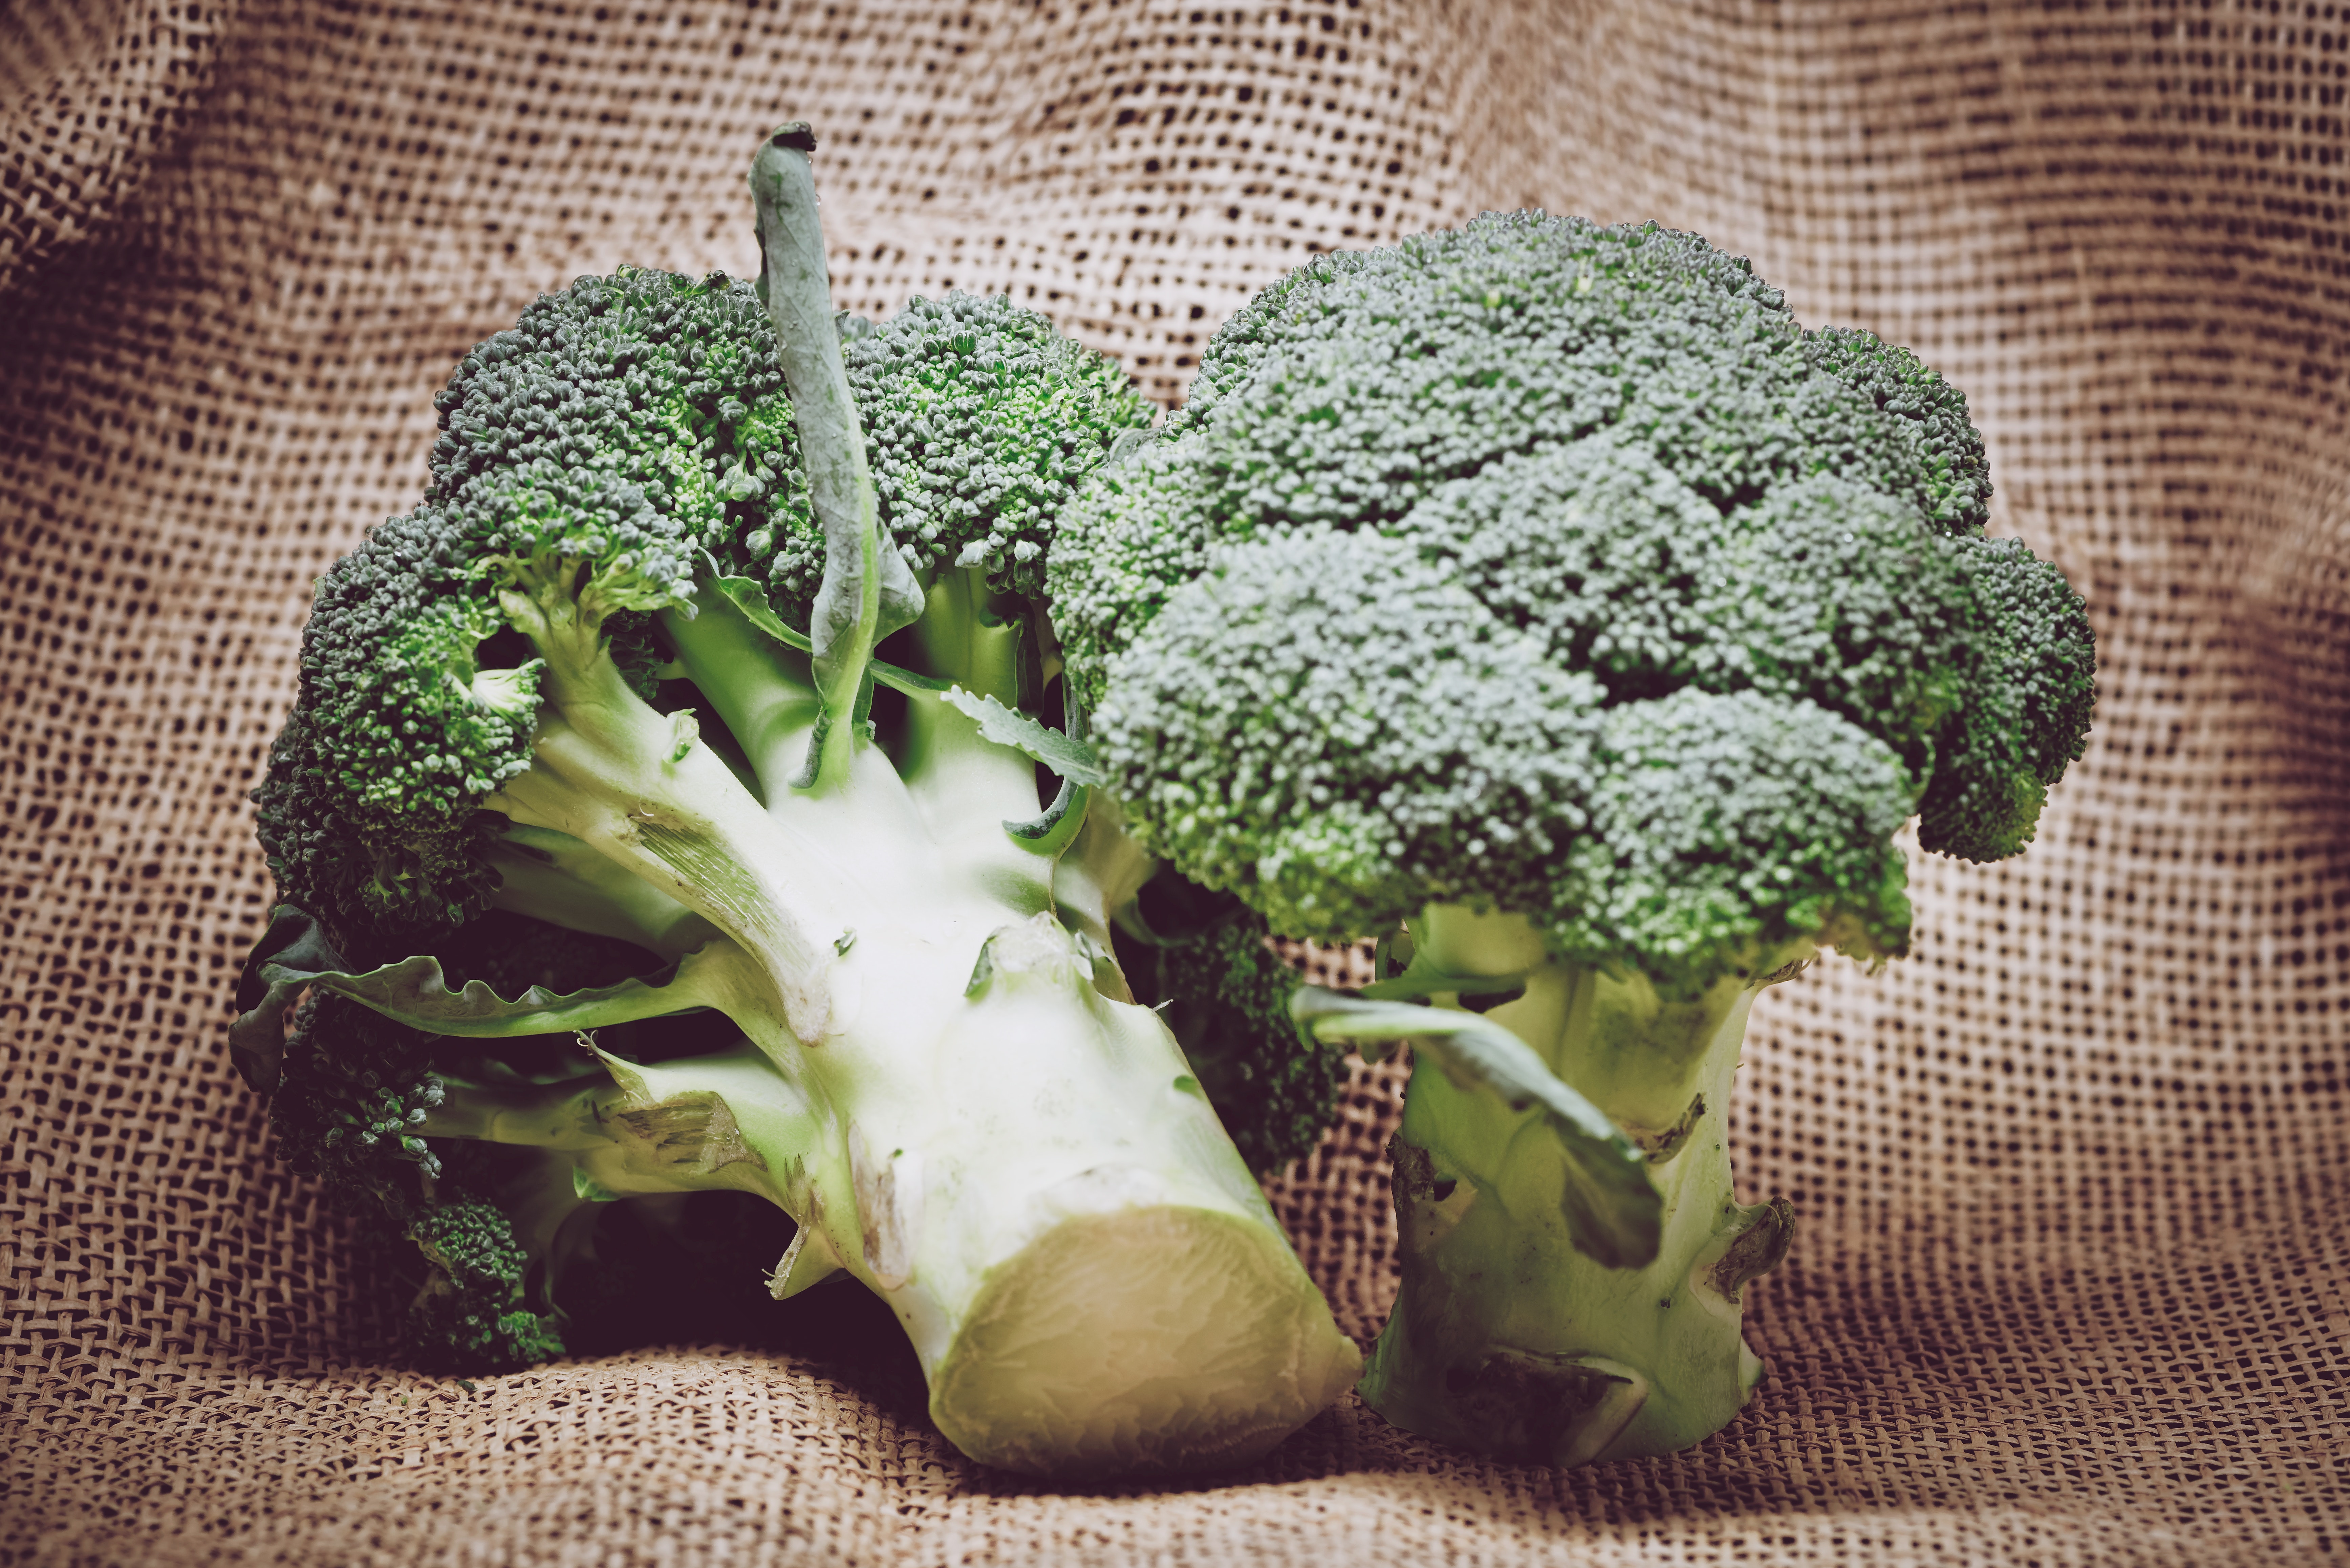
4,0,2347,1562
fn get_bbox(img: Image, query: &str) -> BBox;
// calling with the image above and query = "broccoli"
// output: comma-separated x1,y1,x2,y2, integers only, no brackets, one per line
847,292,1157,597
232,124,1361,1479
1108,883,1351,1175
263,911,792,1368
1046,212,2095,1466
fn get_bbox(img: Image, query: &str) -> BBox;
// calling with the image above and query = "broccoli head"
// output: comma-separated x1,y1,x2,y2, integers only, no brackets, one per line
1060,213,2095,984
256,268,800,946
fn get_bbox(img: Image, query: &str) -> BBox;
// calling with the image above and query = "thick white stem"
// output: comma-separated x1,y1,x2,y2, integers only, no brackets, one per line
587,905,1360,1478
474,562,1356,1475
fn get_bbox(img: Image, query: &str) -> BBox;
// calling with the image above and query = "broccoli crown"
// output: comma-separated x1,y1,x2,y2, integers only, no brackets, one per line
842,292,1155,603
256,273,1154,947
1056,213,2097,988
1123,908,1350,1174
257,268,802,944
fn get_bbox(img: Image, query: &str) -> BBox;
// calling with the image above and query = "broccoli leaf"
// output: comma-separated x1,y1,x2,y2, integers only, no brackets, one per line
231,905,748,1074
1289,986,1662,1268
231,904,362,1091
943,687,1106,785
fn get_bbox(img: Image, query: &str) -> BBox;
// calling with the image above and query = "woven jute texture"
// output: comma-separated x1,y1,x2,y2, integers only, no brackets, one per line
3,0,2346,1563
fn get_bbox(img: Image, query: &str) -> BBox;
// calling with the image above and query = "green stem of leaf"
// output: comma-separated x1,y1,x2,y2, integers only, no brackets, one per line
747,123,921,791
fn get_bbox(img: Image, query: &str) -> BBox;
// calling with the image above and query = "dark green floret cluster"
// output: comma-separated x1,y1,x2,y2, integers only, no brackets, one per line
846,292,1156,601
1053,211,2098,994
1804,325,1992,531
271,991,448,1203
1918,534,2099,860
402,1188,567,1370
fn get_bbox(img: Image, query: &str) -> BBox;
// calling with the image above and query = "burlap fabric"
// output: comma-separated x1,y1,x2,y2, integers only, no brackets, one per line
4,0,2345,1562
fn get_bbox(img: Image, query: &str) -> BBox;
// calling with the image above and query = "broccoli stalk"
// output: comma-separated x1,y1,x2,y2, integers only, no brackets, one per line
1337,908,1803,1465
236,124,1358,1478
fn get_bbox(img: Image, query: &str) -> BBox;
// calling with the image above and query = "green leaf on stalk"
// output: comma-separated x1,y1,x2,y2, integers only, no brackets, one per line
230,905,744,1090
1289,986,1663,1269
943,687,1106,785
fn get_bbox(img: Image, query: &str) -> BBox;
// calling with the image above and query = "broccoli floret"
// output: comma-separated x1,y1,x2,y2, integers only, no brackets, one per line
1556,689,1915,997
736,289,1156,632
272,992,446,1211
846,292,1155,601
257,279,753,946
1913,534,2099,862
1160,248,1379,437
1976,540,2098,786
234,126,1359,1479
1047,212,2096,1469
1119,906,1349,1174
1098,526,1606,944
1806,325,1992,533
430,266,813,576
405,1192,567,1370
1383,437,1730,690
1689,475,1981,761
